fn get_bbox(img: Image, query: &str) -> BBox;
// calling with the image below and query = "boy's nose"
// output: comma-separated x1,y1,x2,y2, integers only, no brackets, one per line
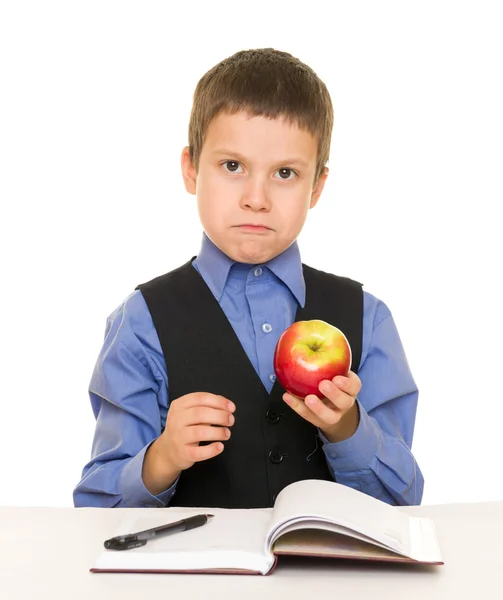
240,180,271,211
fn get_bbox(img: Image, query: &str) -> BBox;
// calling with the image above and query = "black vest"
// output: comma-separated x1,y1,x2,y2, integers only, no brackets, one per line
137,259,363,508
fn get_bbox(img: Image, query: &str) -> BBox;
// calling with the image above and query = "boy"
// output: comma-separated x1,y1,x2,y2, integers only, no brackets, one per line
74,48,423,509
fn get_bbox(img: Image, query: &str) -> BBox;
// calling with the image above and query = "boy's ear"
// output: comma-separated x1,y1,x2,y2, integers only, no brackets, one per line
309,167,329,208
181,146,197,195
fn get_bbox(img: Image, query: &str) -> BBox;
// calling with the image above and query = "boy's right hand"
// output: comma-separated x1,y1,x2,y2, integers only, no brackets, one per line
142,393,235,496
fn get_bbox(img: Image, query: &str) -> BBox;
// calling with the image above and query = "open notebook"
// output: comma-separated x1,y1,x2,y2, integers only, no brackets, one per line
91,479,443,575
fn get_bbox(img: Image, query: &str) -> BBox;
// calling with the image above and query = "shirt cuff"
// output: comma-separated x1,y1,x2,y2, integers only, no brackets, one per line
119,442,178,507
320,399,379,472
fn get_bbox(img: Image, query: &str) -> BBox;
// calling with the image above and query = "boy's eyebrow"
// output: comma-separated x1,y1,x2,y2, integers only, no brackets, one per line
212,149,310,168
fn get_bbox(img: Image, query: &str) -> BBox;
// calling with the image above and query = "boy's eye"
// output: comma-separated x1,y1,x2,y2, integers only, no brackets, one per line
222,161,297,180
275,168,296,180
223,161,243,173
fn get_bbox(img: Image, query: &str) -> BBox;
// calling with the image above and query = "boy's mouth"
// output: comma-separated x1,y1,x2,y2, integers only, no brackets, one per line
236,224,272,233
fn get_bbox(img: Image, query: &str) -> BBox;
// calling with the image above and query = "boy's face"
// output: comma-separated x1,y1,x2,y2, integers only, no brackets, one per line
181,111,328,264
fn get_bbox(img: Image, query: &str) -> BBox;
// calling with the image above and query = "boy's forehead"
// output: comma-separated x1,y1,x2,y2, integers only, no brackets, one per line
208,110,306,136
204,111,318,162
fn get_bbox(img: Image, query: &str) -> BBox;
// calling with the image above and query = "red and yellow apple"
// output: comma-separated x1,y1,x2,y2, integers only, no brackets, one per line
273,319,352,398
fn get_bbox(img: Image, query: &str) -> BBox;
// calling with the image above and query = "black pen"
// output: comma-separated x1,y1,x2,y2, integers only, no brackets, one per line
104,513,214,550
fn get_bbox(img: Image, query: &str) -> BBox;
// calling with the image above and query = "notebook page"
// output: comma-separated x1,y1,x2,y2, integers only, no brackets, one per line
93,508,275,574
274,519,404,553
267,480,413,557
408,516,443,563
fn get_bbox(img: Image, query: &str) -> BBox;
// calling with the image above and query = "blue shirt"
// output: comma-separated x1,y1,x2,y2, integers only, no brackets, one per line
73,234,424,508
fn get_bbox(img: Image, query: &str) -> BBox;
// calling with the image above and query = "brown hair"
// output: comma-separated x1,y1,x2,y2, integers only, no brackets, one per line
188,48,334,183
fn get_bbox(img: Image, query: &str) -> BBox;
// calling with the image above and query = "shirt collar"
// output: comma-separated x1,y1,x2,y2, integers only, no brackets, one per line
265,241,306,307
193,234,235,301
194,232,306,307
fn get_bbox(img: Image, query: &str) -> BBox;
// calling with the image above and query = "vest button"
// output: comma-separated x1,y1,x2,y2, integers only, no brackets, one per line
268,450,284,464
265,410,281,424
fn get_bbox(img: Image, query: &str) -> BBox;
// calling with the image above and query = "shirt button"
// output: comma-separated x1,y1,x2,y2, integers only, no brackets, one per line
269,373,276,383
254,267,263,277
262,323,272,333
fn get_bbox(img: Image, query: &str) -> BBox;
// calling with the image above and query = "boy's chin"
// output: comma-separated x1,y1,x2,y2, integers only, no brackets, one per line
225,240,284,265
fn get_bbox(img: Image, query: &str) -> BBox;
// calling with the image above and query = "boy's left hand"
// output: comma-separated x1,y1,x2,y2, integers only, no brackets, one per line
282,371,362,443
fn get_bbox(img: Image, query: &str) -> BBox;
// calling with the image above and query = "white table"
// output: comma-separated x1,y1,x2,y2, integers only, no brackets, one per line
1,501,503,599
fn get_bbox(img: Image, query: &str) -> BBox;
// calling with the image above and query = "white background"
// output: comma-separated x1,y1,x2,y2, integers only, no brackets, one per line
1,1,501,507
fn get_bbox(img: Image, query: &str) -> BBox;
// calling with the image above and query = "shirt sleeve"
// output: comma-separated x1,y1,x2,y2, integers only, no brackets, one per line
73,291,178,508
321,296,424,506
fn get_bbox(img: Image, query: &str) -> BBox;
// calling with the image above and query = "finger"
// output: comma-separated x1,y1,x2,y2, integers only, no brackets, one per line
186,441,225,464
174,393,235,413
183,425,231,445
331,371,362,397
282,392,324,428
181,406,235,428
304,394,345,426
318,380,354,412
